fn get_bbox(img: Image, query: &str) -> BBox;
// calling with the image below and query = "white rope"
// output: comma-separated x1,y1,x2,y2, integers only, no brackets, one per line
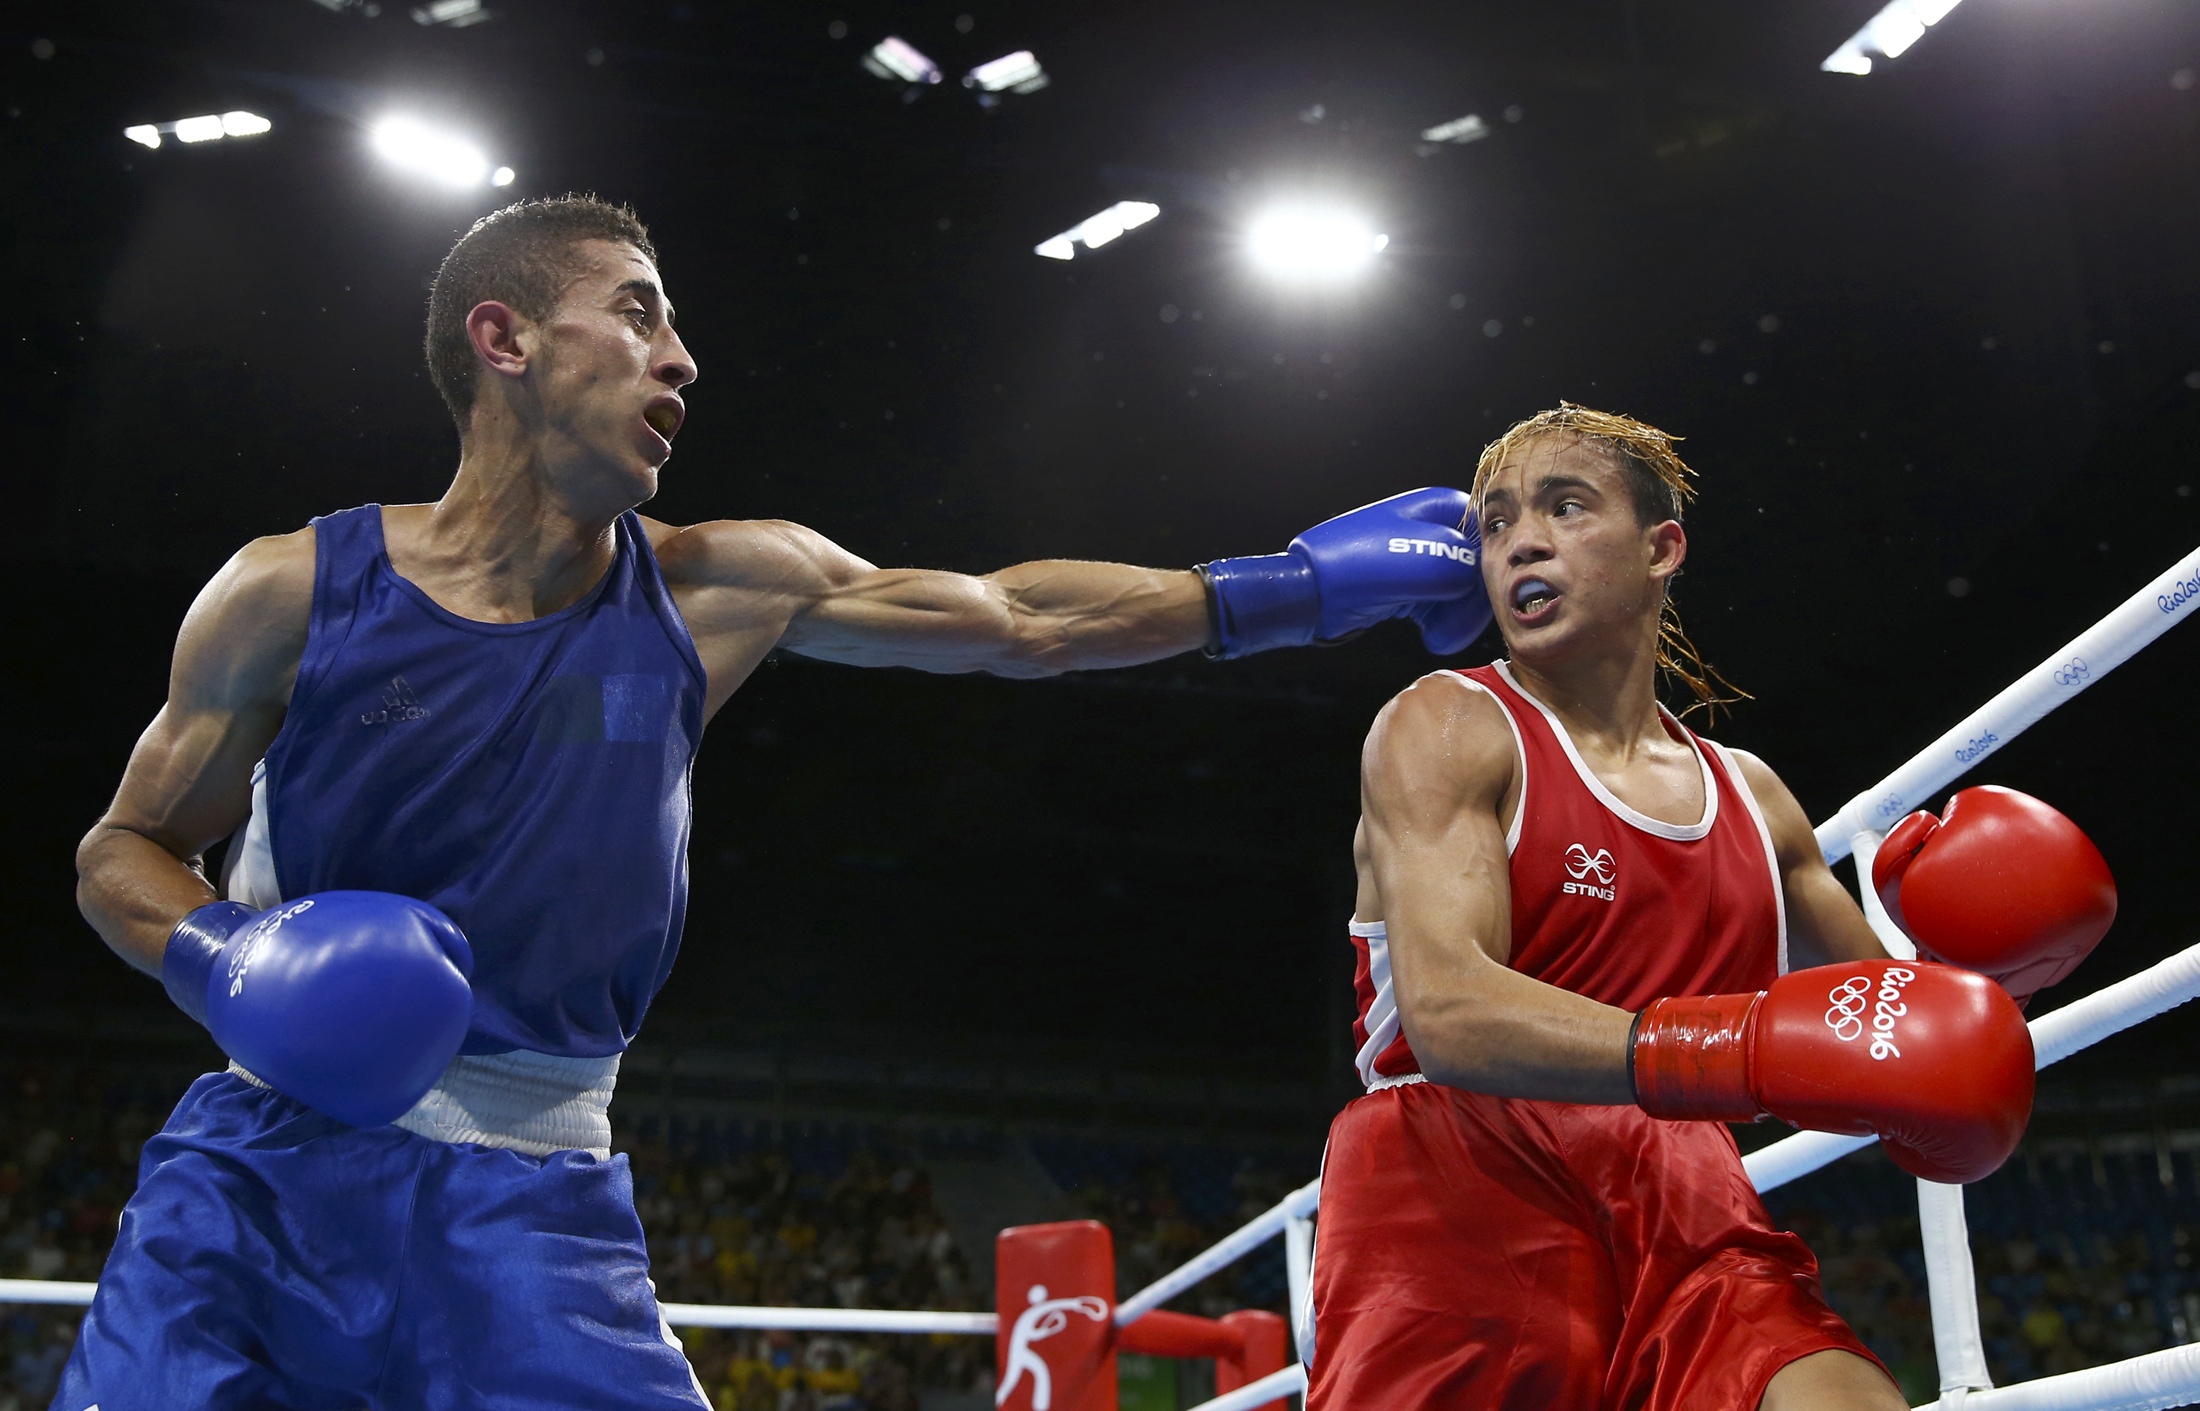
1912,1344,2200,1411
1283,1212,1315,1364
1814,544,2200,865
1851,828,1920,961
0,1279,96,1306
1113,1179,1321,1326
1180,1361,1308,1411
659,1303,995,1333
0,1276,995,1336
1917,1178,1992,1396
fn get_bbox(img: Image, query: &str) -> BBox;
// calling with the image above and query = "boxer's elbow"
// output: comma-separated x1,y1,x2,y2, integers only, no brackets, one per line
1396,981,1512,1091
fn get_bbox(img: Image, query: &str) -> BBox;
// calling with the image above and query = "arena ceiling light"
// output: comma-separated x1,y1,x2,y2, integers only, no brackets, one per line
1419,114,1490,145
123,111,272,150
369,116,515,188
1822,0,1965,74
1032,200,1160,260
1245,206,1389,280
862,36,941,87
964,50,1049,105
412,0,492,26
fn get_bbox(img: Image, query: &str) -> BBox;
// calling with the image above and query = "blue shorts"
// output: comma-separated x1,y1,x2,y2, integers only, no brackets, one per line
54,1073,708,1411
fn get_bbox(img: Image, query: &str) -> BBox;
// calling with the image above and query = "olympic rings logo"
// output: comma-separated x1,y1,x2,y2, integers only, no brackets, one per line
1824,967,1917,1060
2052,656,2090,688
1825,977,1872,1041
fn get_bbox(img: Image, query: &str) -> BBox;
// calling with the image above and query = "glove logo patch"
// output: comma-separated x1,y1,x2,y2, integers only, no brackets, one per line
228,898,316,999
1386,536,1476,565
1825,967,1916,1060
1562,844,1616,900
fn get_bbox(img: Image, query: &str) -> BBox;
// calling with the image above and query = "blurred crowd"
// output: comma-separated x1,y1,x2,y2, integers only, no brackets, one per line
1769,1144,2200,1402
0,1062,1298,1410
10,1057,2200,1410
616,1119,985,1411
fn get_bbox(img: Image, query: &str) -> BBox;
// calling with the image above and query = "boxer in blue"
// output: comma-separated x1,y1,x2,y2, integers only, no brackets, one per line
60,195,1489,1409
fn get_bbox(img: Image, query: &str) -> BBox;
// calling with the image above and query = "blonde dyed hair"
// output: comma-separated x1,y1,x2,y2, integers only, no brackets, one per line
1472,402,1749,722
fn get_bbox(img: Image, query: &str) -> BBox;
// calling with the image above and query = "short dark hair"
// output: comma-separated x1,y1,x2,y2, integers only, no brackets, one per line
423,194,657,432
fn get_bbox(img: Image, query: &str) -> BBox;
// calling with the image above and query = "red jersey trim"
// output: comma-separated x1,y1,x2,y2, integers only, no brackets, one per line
1704,739,1790,976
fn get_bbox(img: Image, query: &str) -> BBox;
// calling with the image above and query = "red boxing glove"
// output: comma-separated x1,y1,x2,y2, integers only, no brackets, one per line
1872,785,2116,1005
1633,961,2034,1184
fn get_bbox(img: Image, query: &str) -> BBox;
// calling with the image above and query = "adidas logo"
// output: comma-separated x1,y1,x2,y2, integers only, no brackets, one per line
360,675,431,726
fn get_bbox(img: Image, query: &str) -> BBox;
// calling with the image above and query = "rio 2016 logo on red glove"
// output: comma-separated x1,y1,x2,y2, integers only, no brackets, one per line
1824,967,1917,1060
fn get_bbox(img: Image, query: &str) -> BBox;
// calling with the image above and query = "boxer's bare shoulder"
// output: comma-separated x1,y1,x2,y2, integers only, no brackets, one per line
175,525,319,707
1361,670,1520,818
1353,671,1522,924
644,515,864,608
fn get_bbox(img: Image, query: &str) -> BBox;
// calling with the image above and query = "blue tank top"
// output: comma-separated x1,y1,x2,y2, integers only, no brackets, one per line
257,505,706,1058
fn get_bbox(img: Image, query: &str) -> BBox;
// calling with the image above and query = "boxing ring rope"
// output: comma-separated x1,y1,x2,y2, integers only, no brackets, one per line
5,547,2199,1411
1813,545,2200,865
656,1305,997,1334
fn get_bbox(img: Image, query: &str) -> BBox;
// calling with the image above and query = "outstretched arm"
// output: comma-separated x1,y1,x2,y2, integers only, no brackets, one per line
76,531,313,973
781,539,1210,677
1728,750,1888,970
655,486,1492,703
1360,675,1636,1102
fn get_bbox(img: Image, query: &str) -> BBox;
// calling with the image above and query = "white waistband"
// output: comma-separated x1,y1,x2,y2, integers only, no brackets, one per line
1365,1070,1428,1093
229,1050,620,1158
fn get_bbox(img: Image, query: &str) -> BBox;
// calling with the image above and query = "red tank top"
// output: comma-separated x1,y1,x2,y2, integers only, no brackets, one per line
1349,662,1786,1085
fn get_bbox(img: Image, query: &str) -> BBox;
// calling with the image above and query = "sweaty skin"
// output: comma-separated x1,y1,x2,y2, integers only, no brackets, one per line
1350,432,1903,1411
77,238,1210,974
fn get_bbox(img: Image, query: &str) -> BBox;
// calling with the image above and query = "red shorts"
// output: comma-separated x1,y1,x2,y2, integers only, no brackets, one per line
1308,1081,1883,1411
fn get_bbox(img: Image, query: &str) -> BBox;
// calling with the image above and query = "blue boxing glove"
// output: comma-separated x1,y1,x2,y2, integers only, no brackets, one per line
163,891,474,1129
1198,487,1492,658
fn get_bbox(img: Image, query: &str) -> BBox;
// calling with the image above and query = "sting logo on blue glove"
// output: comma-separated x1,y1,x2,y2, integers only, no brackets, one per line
1199,487,1494,658
1388,536,1478,563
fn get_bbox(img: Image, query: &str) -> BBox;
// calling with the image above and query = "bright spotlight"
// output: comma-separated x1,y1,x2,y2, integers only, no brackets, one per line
1246,207,1389,280
1822,0,1966,74
123,125,162,150
371,116,508,189
174,114,229,143
1032,201,1160,260
863,37,941,86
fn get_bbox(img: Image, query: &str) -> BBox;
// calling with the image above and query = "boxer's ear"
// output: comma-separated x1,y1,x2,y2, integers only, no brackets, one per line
466,300,529,382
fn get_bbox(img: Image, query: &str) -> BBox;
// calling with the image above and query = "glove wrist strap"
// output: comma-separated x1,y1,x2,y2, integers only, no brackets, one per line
163,901,253,1028
1198,554,1320,659
1631,991,1765,1123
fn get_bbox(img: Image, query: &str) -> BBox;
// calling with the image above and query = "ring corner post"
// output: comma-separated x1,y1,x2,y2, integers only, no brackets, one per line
995,1219,1118,1411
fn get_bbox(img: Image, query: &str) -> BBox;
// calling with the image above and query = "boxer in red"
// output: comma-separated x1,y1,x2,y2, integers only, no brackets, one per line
1309,404,2118,1410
